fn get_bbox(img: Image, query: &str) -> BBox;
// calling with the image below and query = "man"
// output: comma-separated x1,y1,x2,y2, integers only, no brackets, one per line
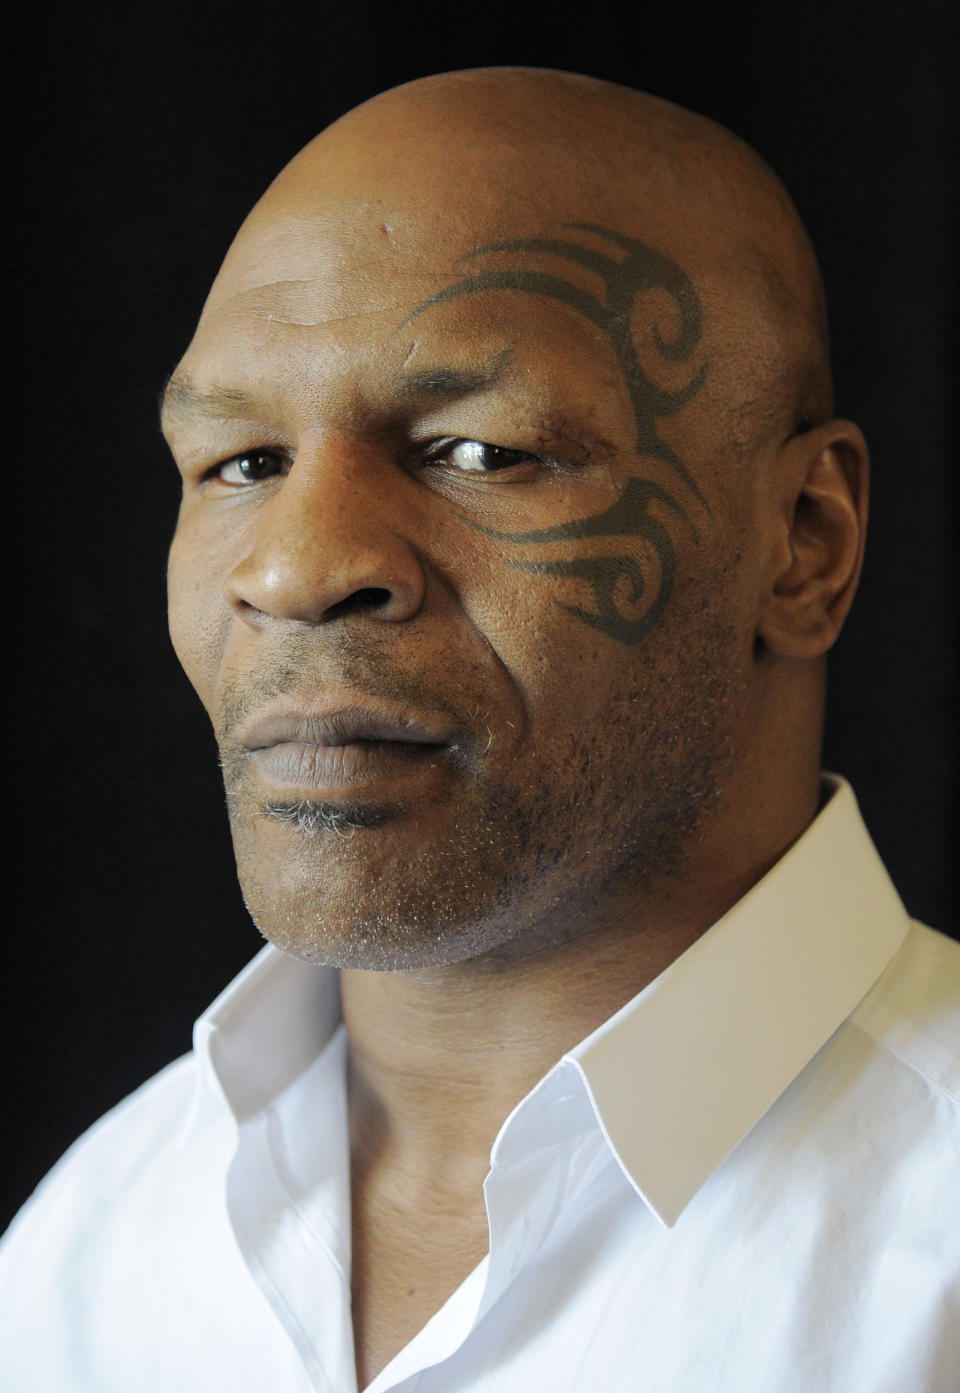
2,67,957,1391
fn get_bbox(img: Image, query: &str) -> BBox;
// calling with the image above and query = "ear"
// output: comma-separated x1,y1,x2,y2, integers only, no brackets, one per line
757,420,869,659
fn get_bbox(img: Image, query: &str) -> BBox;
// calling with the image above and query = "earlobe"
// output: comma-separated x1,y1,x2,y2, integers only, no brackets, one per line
757,420,869,660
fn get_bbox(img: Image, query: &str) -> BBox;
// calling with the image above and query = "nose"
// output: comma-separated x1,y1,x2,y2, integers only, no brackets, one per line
223,434,427,628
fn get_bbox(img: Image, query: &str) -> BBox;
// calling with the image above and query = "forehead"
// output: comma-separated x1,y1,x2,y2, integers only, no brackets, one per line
170,206,715,428
194,122,713,346
179,85,807,430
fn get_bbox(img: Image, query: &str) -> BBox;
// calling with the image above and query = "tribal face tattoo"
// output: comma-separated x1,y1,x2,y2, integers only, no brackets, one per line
407,226,708,646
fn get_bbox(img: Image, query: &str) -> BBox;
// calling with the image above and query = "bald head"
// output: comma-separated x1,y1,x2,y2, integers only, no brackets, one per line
209,67,832,461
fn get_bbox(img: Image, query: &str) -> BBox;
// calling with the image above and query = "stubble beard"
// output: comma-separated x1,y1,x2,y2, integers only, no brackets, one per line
219,616,740,973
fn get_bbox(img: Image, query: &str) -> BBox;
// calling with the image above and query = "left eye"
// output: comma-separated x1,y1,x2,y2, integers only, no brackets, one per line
430,439,537,473
215,450,283,485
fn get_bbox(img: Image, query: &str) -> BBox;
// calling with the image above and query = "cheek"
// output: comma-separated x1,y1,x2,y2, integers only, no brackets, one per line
459,561,617,731
167,518,234,709
461,519,748,755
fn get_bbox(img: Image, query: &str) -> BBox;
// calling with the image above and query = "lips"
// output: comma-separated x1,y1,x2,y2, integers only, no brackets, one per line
231,702,458,794
240,706,456,752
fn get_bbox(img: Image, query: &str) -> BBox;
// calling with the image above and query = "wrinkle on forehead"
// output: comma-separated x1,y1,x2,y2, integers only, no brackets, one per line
199,276,426,332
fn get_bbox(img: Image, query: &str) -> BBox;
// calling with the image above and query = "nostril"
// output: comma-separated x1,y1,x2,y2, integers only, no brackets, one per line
325,587,393,621
356,587,392,609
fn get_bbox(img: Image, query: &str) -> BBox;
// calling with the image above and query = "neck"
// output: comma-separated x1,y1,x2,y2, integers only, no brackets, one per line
341,811,799,1179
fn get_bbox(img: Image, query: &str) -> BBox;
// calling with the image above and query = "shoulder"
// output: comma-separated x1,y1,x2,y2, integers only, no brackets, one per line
4,1053,197,1237
0,1053,198,1302
0,1051,228,1385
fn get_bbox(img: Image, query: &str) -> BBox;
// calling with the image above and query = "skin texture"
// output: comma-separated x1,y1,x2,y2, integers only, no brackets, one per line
163,68,868,1384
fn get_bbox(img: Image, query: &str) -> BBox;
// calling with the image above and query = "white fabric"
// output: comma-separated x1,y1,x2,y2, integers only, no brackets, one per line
2,777,958,1392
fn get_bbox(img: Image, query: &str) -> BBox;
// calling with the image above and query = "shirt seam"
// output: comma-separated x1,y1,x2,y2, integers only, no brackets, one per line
264,1103,350,1282
243,1240,338,1393
846,1017,960,1106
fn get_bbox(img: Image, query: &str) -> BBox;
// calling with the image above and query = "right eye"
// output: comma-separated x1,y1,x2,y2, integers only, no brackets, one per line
214,450,284,486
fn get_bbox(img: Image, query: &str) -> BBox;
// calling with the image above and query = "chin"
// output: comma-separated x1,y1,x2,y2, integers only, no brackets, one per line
243,886,526,972
229,822,533,972
224,775,548,971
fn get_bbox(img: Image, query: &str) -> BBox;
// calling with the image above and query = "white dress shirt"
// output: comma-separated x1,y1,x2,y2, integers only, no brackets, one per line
2,777,958,1391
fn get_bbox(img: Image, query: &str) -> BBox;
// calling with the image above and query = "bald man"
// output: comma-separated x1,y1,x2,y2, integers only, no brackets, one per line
2,69,958,1393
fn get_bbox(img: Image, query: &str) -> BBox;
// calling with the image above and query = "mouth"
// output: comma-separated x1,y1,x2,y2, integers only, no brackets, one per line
231,704,459,796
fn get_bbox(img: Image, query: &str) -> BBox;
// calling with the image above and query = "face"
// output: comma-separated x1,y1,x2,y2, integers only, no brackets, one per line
164,176,753,971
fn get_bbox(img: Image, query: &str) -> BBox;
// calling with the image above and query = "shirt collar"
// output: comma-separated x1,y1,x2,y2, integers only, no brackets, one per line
187,941,341,1134
186,776,910,1228
562,775,910,1225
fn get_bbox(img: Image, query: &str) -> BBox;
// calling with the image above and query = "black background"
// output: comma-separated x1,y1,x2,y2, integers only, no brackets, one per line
6,1,956,1229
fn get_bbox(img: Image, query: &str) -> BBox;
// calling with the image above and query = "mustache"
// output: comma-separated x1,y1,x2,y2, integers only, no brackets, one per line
215,634,478,747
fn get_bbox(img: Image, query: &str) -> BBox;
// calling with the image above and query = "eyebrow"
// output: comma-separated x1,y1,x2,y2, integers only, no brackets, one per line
159,347,514,431
390,346,514,403
159,375,259,428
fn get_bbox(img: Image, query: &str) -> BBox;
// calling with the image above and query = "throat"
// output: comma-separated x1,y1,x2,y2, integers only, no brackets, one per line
349,1144,490,1388
347,1026,495,1387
